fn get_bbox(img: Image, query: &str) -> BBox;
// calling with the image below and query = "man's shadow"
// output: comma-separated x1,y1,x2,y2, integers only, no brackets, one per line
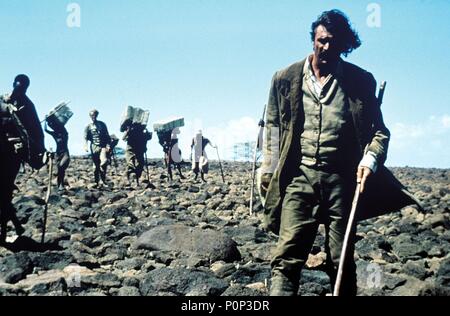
1,236,63,253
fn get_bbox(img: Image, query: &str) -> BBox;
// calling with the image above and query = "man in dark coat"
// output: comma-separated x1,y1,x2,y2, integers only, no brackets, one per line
84,109,111,188
259,10,421,296
122,123,152,186
0,74,46,243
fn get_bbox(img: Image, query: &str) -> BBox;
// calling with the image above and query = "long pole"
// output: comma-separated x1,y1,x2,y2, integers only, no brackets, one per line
333,183,360,296
333,81,386,296
250,105,266,215
144,151,155,189
112,148,118,174
41,152,54,244
215,147,225,183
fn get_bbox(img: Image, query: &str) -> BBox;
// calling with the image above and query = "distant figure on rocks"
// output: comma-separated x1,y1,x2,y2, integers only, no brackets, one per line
190,130,216,182
45,116,70,192
0,74,46,243
157,127,185,181
84,109,111,188
121,122,152,186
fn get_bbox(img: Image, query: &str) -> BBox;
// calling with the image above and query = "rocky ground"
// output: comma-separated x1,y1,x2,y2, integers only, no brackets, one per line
0,157,449,296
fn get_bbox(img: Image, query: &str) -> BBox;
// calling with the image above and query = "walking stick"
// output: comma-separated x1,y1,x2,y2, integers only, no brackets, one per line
41,151,54,244
112,148,118,173
215,146,225,183
333,183,360,296
250,104,266,215
144,151,155,189
333,81,387,296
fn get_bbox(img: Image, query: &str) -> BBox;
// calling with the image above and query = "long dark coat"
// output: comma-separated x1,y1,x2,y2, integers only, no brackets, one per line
261,59,422,235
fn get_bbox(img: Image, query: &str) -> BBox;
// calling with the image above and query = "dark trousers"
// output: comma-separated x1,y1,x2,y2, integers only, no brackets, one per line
192,162,206,181
164,152,184,181
0,149,23,241
271,164,357,296
56,151,70,187
126,148,145,181
91,144,108,184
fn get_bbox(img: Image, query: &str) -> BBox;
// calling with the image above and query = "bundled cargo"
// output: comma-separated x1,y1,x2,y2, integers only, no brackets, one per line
120,106,150,131
45,102,73,126
153,117,185,133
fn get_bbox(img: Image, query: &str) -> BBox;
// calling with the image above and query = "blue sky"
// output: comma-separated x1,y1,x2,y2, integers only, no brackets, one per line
0,0,449,167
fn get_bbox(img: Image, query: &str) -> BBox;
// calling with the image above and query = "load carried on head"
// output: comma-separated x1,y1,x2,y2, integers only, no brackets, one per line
153,117,185,181
120,105,150,132
153,116,184,133
154,117,184,148
45,102,73,126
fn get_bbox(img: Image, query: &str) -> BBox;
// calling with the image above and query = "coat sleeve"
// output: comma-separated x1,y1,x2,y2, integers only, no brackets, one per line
102,122,112,146
146,130,153,141
20,99,46,154
259,72,281,198
365,73,390,166
84,125,90,142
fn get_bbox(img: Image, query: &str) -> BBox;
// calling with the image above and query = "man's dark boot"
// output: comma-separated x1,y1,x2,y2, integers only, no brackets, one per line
270,275,298,296
127,173,135,188
57,180,66,193
100,171,109,188
176,165,185,180
11,215,24,236
0,220,7,244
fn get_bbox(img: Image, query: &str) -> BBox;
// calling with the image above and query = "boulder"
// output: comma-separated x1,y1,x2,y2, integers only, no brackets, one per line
140,267,228,296
134,225,241,262
0,253,33,284
391,242,428,262
118,286,141,296
29,251,74,270
436,257,450,288
221,284,266,296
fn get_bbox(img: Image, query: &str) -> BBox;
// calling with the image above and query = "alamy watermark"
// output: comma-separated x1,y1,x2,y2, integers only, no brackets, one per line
367,3,382,28
363,263,383,289
67,3,81,28
66,266,82,288
64,3,380,30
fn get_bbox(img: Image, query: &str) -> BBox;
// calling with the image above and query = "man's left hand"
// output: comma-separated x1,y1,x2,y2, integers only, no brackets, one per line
357,166,372,193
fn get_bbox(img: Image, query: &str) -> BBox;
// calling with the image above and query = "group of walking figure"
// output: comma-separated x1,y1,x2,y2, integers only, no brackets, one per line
47,108,218,191
0,74,218,244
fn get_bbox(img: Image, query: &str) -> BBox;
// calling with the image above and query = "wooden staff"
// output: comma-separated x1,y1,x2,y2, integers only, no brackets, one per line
41,152,54,244
215,146,225,183
333,81,386,296
249,104,266,215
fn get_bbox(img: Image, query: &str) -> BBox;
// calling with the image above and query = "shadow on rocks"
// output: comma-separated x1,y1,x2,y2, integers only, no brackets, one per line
1,236,63,253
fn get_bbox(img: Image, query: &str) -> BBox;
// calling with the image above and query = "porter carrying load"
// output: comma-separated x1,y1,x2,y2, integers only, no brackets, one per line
121,106,153,187
44,102,73,126
120,106,150,131
154,117,185,181
153,116,184,133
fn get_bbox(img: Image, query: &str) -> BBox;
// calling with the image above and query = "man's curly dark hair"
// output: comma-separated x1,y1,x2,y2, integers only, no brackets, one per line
310,9,361,57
